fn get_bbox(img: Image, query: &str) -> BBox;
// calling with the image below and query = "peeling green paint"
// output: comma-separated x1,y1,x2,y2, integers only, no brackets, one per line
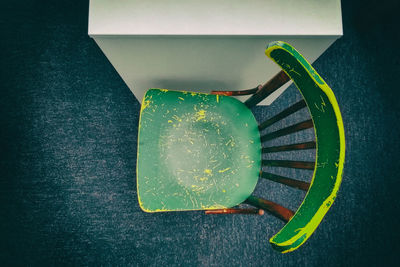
265,41,345,253
137,89,261,212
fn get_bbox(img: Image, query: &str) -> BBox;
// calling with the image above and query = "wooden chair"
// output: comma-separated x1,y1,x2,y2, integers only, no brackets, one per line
136,41,345,253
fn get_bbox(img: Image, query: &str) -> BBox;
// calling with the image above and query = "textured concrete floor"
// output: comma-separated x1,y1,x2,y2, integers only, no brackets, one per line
1,1,400,266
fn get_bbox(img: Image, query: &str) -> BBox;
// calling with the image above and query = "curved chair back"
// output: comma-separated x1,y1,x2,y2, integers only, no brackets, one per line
213,41,345,253
263,42,345,252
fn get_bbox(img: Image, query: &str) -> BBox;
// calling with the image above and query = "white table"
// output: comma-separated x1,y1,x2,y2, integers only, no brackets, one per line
89,0,342,105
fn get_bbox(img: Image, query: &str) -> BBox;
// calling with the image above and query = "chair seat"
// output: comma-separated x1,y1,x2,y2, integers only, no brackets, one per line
137,89,261,212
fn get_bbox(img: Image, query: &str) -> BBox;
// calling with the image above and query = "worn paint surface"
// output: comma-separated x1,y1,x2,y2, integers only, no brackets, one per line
137,89,261,212
265,41,345,253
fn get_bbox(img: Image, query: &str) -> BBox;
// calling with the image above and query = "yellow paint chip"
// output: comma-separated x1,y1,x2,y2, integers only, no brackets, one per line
172,115,182,122
195,109,206,121
218,167,230,173
142,99,151,110
204,169,212,175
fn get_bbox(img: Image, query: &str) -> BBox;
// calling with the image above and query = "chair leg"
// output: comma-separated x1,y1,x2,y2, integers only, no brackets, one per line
210,85,260,96
245,71,291,108
245,196,294,222
205,208,264,215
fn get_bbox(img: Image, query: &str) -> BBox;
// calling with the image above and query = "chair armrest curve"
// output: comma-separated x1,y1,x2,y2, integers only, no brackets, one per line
265,41,345,253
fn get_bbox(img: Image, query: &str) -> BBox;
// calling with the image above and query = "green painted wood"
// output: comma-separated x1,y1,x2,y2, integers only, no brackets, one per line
265,41,345,253
137,89,261,212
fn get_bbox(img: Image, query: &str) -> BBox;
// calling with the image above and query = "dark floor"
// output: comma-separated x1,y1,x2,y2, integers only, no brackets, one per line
1,0,400,266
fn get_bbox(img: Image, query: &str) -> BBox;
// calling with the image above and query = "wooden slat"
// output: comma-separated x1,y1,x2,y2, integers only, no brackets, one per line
211,86,260,96
262,160,315,170
245,71,291,108
260,119,313,142
258,99,307,131
262,141,316,153
205,208,264,215
244,196,294,222
260,172,310,191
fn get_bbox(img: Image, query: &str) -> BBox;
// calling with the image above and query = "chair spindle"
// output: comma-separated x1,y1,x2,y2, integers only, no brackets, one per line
260,172,310,191
258,99,307,131
260,119,313,143
262,141,316,153
262,160,315,170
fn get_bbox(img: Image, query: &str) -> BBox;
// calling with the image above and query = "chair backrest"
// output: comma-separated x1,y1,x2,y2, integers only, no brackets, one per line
214,41,345,253
260,41,345,253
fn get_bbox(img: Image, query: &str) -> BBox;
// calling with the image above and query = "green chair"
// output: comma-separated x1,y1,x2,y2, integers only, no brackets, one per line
136,41,345,253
